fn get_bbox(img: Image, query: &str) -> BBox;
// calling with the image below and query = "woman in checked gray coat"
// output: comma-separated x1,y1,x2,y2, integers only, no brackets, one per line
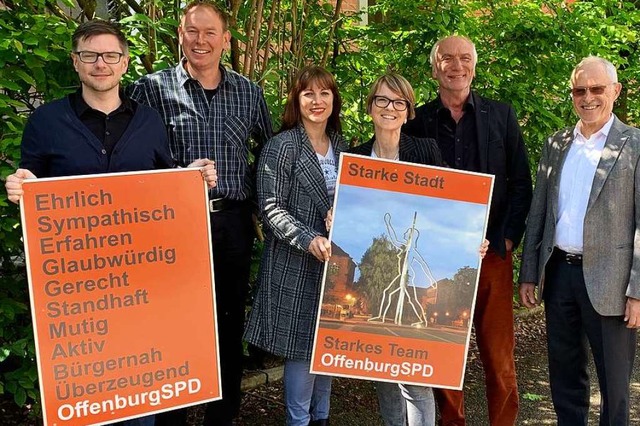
244,66,346,426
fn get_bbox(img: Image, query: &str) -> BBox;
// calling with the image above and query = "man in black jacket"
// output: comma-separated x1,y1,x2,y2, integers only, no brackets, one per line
404,35,532,426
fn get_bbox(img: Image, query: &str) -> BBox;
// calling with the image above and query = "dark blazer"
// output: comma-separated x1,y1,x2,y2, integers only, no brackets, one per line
520,117,640,315
404,92,532,257
20,96,172,177
244,124,347,360
349,133,443,166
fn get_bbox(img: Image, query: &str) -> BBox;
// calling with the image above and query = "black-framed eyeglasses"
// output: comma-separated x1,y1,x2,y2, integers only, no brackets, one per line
571,84,614,97
74,51,125,64
373,95,409,111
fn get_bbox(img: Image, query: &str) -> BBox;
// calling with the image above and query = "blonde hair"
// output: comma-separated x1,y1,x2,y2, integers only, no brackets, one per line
366,73,416,120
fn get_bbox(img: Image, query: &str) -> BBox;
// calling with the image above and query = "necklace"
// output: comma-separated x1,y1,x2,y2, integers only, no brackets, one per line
373,142,399,160
310,134,331,156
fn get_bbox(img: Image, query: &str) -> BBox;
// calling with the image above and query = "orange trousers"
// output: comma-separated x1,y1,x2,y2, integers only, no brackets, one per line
435,251,519,426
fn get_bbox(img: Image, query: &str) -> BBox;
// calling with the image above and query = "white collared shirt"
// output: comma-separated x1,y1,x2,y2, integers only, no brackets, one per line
555,115,615,253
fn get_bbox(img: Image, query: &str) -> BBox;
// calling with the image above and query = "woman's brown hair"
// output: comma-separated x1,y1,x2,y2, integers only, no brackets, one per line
280,66,342,134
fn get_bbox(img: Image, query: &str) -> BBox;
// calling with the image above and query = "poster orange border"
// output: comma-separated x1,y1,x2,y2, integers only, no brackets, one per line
20,169,220,425
310,154,494,389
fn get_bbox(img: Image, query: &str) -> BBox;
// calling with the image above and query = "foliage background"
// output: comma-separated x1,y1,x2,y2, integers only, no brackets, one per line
1,0,640,416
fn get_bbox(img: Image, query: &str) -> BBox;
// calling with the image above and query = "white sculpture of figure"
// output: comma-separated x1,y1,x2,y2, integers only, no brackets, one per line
368,212,437,327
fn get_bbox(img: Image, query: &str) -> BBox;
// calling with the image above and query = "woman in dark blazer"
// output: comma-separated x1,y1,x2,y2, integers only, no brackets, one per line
350,73,442,426
349,73,442,166
244,66,346,426
350,73,488,426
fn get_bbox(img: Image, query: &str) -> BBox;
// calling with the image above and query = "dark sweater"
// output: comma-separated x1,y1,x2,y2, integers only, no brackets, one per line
20,95,172,177
348,133,443,166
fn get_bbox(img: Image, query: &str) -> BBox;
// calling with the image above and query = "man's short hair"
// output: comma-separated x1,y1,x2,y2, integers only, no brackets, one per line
429,35,478,69
72,20,129,55
366,73,416,120
182,1,230,31
571,56,618,86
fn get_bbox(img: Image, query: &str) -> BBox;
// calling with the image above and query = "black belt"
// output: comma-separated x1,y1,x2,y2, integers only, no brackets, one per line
554,248,583,266
209,198,248,213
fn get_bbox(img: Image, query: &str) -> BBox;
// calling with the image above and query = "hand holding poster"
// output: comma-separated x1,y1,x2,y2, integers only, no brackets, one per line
20,169,220,425
310,154,494,389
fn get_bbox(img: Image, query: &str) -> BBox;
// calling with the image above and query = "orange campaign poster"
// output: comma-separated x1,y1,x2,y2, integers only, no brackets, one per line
20,169,220,426
310,154,494,389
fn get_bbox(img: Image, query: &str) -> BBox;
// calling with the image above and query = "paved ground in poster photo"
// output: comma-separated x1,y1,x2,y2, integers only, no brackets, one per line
319,318,468,344
3,308,639,425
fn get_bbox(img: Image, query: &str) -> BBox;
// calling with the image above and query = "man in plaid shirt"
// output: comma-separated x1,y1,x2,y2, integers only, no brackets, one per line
128,2,273,425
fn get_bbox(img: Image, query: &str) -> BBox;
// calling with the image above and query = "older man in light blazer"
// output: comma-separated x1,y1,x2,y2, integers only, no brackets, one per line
519,56,640,425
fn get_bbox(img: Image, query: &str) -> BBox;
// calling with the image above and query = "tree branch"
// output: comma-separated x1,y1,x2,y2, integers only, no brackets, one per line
321,0,343,66
120,0,145,14
229,0,242,72
259,0,279,86
76,0,96,19
242,0,258,75
247,0,265,80
294,0,308,70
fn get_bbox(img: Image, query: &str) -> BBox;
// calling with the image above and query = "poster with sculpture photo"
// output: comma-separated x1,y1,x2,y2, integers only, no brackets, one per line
310,153,494,389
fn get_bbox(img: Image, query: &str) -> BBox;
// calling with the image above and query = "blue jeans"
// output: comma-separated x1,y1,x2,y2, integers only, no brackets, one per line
377,381,435,426
284,359,332,426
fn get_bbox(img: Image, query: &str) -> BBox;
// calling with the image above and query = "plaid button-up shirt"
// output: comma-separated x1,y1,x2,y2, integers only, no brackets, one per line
128,62,273,200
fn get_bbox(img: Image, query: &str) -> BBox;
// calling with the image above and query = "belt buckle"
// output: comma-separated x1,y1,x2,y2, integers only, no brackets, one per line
565,253,581,265
209,197,224,213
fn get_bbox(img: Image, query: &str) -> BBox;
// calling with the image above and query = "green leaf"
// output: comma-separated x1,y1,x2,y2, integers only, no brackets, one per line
27,367,38,381
160,17,180,27
13,70,36,87
33,48,49,59
32,67,46,85
14,387,27,407
24,55,44,69
0,79,21,91
5,381,17,394
120,13,155,25
153,60,170,72
1,306,15,320
18,378,34,389
229,28,248,43
22,36,39,46
522,392,544,401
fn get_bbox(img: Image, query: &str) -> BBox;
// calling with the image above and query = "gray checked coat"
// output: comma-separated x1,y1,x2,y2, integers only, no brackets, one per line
244,124,346,360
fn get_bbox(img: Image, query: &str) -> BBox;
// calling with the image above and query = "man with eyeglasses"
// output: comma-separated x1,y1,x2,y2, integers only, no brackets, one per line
4,20,174,186
4,19,216,188
4,19,217,426
403,35,532,426
127,2,273,426
519,56,640,425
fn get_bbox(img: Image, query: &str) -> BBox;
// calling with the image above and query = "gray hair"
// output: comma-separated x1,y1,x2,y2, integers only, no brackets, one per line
571,56,618,85
429,35,478,68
